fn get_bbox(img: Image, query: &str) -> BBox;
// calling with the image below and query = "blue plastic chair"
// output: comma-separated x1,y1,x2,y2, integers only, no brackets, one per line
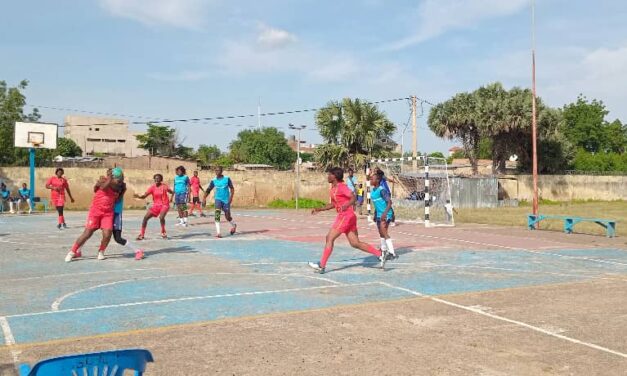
19,349,154,376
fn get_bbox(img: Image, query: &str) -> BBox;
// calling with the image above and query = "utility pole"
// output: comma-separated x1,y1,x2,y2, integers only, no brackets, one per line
411,95,417,168
531,0,539,218
289,124,307,210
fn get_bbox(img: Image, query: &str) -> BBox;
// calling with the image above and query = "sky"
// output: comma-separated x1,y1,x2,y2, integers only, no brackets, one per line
2,0,626,154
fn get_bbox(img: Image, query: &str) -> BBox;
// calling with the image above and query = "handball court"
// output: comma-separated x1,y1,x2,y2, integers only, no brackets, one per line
0,210,626,375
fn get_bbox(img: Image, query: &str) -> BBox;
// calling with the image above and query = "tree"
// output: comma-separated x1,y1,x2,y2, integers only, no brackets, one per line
562,95,608,153
0,80,41,165
56,137,82,157
196,144,222,166
136,123,176,156
315,98,396,169
428,152,445,159
603,119,626,154
229,127,296,170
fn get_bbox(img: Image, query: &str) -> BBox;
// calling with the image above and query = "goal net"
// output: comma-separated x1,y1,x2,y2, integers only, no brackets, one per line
368,156,455,227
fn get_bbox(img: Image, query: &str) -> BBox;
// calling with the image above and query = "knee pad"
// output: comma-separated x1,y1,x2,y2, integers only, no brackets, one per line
214,209,221,222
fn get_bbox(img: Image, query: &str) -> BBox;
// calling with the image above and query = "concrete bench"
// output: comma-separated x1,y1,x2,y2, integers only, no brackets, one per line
527,214,616,238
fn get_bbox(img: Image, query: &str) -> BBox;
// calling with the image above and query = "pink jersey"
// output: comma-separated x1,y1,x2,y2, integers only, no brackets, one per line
91,186,118,212
330,183,354,214
147,184,170,206
46,176,68,201
190,176,201,195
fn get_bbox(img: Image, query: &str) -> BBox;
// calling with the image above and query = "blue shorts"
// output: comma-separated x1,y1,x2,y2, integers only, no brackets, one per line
174,192,188,205
357,196,364,204
113,212,123,230
215,200,230,213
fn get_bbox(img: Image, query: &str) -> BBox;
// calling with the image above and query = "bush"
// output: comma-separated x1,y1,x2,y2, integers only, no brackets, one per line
268,198,326,209
572,149,627,172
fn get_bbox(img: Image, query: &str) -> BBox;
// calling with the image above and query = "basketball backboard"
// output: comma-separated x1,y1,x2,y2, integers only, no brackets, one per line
14,122,58,149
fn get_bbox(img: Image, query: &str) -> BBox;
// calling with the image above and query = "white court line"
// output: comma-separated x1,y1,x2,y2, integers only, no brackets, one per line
0,316,15,345
377,282,627,359
397,231,627,267
8,282,379,319
51,272,344,311
1,268,163,283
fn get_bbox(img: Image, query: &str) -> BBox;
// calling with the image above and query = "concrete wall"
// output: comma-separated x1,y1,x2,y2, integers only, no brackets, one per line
499,175,627,201
0,167,329,210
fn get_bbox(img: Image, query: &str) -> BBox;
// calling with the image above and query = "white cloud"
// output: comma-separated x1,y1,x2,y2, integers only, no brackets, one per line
257,24,297,49
385,0,529,50
99,0,212,30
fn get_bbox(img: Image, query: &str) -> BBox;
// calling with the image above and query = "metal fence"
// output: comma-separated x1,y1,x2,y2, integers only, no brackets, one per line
449,176,499,208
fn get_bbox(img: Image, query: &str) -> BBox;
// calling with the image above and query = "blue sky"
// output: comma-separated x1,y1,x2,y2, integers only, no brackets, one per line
2,0,626,153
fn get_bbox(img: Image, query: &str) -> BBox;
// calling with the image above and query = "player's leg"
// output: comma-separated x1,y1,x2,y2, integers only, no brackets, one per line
56,206,65,229
66,228,97,262
181,195,189,226
308,228,343,274
137,211,153,240
379,219,396,258
27,198,32,214
17,199,23,213
9,199,15,214
214,200,224,238
224,204,237,235
158,208,168,238
113,213,144,260
345,231,388,269
98,228,113,260
377,218,388,253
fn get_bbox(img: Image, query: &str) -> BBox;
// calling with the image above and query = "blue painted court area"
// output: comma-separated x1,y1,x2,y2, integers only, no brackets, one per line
0,211,626,346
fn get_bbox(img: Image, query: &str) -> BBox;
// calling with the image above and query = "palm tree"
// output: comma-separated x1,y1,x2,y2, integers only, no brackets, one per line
315,98,396,169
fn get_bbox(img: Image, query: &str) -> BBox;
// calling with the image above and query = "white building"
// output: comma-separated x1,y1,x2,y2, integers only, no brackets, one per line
64,115,148,157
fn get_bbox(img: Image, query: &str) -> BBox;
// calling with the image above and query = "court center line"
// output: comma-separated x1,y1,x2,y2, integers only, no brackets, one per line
10,282,378,319
377,282,627,359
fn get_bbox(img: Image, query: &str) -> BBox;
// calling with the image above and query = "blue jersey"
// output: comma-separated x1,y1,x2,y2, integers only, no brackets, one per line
346,176,357,193
114,182,126,214
371,186,393,220
174,175,190,194
18,188,30,199
1,190,9,199
209,176,233,202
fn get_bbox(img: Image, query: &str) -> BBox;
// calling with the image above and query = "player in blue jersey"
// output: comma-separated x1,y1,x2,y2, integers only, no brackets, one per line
374,167,396,227
371,170,397,259
202,166,236,238
173,166,191,227
111,168,144,260
17,183,33,214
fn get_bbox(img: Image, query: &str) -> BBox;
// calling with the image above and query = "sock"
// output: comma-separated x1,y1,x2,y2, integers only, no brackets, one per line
71,243,80,253
366,245,382,257
125,240,140,252
229,220,236,228
215,221,221,235
98,244,106,253
161,223,166,233
385,239,395,255
380,238,388,251
58,215,64,224
140,226,146,237
320,247,333,268
183,217,188,224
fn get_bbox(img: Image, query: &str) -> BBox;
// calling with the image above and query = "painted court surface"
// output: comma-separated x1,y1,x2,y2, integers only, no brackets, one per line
0,210,626,375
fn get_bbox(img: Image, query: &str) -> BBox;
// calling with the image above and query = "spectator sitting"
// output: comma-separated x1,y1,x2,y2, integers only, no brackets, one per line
17,183,33,214
1,183,16,214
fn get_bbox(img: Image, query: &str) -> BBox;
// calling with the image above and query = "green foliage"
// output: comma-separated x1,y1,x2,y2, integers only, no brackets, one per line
428,152,445,159
56,137,82,157
300,152,315,163
0,80,41,165
315,98,396,169
229,127,296,170
196,144,222,166
572,149,627,172
268,198,326,209
212,154,235,168
136,124,176,156
562,95,608,153
603,119,626,154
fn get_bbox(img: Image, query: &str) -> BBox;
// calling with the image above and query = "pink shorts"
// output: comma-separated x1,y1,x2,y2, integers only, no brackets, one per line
149,204,169,217
332,212,358,234
52,197,65,207
86,209,114,230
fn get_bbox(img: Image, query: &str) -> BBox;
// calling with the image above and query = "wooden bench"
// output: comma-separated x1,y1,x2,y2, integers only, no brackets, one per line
527,214,617,238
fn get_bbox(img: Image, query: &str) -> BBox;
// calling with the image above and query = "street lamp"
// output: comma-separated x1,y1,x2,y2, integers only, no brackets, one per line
289,123,307,211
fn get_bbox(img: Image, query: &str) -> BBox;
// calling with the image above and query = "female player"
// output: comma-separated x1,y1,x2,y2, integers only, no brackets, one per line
189,170,205,217
46,168,75,229
173,166,191,227
371,171,396,259
134,174,173,240
203,166,237,238
111,168,145,260
308,167,388,274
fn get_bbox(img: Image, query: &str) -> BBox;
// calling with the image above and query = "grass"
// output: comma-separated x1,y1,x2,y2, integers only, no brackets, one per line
455,201,627,237
268,198,326,209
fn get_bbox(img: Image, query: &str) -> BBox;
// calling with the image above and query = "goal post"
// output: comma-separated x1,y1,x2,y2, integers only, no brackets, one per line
368,156,455,227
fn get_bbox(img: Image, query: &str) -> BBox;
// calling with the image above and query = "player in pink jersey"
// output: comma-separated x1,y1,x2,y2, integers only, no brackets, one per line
308,167,388,274
188,170,205,217
65,168,122,262
45,168,75,229
134,173,174,240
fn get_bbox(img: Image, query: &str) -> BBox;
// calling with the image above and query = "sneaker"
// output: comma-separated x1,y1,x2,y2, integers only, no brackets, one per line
189,213,197,217
28,210,32,214
57,224,62,230
386,252,398,261
136,234,145,241
230,224,237,235
379,250,389,269
391,222,397,227
308,261,325,274
64,250,82,263
200,213,207,217
161,232,168,239
175,222,182,227
62,223,68,229
97,251,106,260
9,210,15,214
182,223,188,227
215,234,222,239
135,250,145,260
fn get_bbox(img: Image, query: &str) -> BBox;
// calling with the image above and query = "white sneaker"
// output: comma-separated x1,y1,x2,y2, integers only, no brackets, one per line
97,251,106,260
65,251,79,263
9,210,15,214
28,210,32,214
182,223,188,227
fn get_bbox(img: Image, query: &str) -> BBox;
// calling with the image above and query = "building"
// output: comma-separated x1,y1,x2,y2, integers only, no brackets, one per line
64,115,148,157
287,135,317,154
448,146,463,157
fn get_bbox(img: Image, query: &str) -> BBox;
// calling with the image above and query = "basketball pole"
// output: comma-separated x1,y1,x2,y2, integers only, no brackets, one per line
531,0,539,218
29,148,36,199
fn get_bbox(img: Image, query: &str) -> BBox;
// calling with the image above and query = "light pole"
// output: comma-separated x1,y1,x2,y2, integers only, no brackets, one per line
289,124,307,210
